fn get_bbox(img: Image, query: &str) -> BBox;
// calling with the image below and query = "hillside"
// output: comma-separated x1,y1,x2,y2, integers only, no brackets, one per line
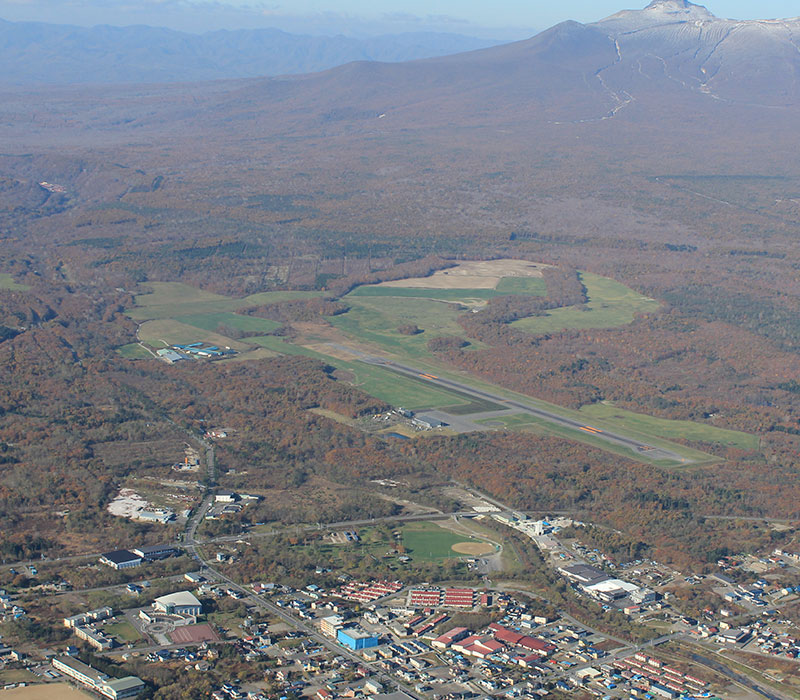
0,18,501,85
2,0,800,570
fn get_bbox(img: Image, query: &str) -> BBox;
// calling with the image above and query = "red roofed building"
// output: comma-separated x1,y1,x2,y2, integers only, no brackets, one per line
432,627,470,649
452,636,505,659
489,624,555,657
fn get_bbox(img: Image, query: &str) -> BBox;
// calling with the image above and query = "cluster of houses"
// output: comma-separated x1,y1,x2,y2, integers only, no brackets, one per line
333,580,404,604
609,654,708,699
0,588,26,621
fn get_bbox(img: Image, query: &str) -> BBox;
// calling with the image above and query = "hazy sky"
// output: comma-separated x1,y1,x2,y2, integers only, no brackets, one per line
0,0,797,39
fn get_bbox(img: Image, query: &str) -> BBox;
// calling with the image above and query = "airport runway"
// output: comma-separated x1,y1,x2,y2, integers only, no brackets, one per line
327,344,688,464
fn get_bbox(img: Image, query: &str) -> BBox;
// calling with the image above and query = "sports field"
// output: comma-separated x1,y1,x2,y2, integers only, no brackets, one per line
401,521,491,560
105,620,142,643
0,273,30,291
512,272,660,334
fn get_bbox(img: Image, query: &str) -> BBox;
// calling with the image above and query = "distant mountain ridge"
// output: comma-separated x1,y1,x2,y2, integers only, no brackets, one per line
0,18,502,85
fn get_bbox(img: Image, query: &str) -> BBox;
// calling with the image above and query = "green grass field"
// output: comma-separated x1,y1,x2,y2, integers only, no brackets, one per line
248,335,480,410
0,273,31,291
495,276,548,295
332,295,473,360
105,620,142,643
401,521,490,561
117,343,154,359
512,272,660,334
474,412,717,467
128,281,321,321
176,311,281,334
137,319,250,350
579,403,760,451
348,276,545,301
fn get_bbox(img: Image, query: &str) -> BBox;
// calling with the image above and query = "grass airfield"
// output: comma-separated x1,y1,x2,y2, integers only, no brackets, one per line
121,265,757,467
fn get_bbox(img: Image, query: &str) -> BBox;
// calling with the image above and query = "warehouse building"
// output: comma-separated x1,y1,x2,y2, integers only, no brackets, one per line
99,550,142,570
337,627,380,651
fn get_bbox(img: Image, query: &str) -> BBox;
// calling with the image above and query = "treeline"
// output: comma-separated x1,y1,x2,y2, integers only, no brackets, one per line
243,297,348,323
409,431,800,570
457,267,586,346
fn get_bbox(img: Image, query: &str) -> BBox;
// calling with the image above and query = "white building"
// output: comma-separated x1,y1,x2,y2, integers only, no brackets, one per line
153,591,203,616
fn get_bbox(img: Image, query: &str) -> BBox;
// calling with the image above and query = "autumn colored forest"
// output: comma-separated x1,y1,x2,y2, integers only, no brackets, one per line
3,45,800,572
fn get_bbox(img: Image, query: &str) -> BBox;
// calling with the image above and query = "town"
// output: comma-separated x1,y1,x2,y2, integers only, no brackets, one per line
2,479,800,700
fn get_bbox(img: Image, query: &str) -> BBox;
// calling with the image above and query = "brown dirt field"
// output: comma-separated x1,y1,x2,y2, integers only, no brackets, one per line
721,649,800,687
291,322,367,361
303,342,361,361
169,622,220,644
0,684,93,699
452,541,495,556
379,259,549,290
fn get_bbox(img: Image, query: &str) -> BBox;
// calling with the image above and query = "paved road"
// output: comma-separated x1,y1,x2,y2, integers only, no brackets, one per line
189,549,425,700
343,349,688,464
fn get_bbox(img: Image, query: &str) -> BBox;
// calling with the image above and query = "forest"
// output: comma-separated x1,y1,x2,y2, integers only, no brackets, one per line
3,52,800,578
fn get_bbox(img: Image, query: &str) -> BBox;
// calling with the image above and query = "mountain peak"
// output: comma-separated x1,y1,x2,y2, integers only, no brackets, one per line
597,0,715,30
642,0,714,17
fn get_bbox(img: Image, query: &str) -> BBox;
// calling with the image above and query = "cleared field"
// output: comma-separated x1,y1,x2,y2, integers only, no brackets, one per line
137,319,250,351
0,669,38,686
349,276,545,301
512,272,660,334
128,281,320,321
117,342,153,359
220,347,280,362
379,259,548,289
580,403,760,451
401,521,490,560
332,296,474,360
176,311,281,334
0,273,30,291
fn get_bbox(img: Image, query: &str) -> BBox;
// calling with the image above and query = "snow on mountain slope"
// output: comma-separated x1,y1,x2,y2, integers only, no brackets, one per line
592,1,800,106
